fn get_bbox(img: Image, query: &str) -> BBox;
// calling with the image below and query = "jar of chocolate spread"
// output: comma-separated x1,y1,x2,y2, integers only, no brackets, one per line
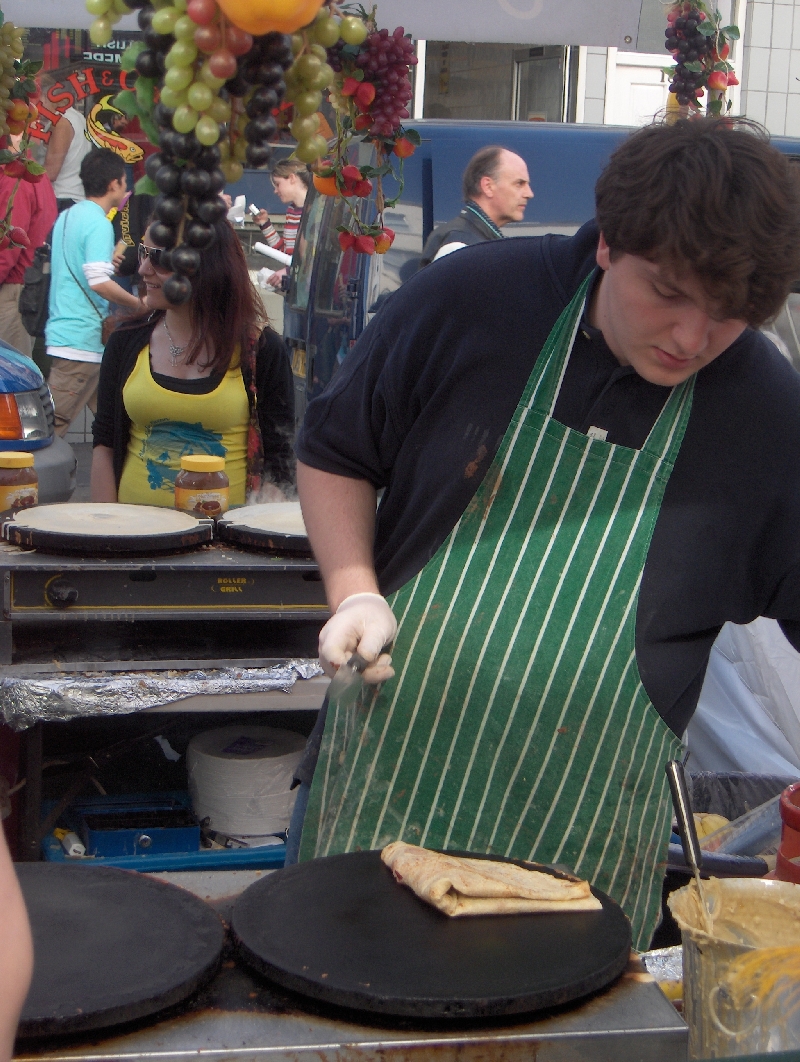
174,455,229,517
0,451,38,512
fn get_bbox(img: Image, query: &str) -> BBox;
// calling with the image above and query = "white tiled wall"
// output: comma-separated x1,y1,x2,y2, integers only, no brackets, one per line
740,0,800,136
581,46,609,125
574,0,800,137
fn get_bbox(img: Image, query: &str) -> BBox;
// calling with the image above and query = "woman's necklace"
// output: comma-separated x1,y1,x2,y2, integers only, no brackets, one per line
163,317,188,366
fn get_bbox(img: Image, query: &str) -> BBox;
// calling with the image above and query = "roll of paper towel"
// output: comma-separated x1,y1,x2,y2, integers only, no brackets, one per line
187,726,306,836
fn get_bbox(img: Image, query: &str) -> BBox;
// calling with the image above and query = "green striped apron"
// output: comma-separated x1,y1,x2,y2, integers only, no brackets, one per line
300,273,690,949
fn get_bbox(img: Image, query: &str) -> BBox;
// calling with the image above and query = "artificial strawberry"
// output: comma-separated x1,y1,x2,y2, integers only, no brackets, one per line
393,137,416,158
355,235,375,255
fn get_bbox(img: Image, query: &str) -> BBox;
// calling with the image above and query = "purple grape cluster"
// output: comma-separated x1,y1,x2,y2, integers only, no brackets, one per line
354,27,416,138
233,31,293,167
665,7,711,105
127,17,291,303
326,38,346,74
143,137,226,304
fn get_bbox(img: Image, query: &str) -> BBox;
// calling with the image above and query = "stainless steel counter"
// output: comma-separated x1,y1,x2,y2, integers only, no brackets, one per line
15,870,688,1062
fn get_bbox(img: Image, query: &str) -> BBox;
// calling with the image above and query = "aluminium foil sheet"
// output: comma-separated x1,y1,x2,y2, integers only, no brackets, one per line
0,660,323,731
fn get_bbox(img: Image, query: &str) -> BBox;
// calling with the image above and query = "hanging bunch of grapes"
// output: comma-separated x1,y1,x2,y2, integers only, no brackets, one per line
664,2,739,116
85,0,325,304
291,5,419,255
0,21,46,253
85,0,419,298
0,20,29,134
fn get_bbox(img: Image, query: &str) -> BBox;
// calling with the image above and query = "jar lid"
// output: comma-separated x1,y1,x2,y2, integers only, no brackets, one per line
180,455,225,473
0,451,34,468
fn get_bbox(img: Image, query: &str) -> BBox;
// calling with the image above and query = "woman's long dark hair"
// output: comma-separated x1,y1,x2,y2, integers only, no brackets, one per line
126,216,267,374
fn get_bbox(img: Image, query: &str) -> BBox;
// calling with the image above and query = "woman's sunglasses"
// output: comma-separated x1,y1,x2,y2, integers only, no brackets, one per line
138,243,170,270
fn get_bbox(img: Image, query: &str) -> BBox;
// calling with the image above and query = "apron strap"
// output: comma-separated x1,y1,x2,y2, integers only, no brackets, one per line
523,272,593,416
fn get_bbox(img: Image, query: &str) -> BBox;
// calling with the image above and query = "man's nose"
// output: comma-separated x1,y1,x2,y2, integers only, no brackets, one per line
673,307,711,355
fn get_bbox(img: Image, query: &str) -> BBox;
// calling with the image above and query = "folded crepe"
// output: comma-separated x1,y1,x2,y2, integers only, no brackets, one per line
380,841,602,917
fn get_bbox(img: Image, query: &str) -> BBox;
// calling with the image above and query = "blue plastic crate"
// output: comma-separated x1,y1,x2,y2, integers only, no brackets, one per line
76,796,200,857
41,792,287,872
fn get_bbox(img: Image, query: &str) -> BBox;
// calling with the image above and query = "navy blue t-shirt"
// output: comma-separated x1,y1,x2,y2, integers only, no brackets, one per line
297,220,800,736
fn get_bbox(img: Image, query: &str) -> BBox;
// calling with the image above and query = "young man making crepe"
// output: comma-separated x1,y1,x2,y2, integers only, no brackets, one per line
291,118,800,949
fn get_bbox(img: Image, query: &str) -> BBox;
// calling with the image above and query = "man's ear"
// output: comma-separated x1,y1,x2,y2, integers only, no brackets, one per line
478,173,495,199
596,231,611,271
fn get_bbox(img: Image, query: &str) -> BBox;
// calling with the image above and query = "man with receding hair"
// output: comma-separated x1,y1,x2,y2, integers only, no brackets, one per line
418,145,533,268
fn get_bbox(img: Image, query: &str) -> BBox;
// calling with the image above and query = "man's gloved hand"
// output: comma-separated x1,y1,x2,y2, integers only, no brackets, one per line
319,592,397,684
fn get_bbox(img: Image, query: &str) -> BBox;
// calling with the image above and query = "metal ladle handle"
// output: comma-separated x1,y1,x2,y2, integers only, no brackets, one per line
666,759,704,876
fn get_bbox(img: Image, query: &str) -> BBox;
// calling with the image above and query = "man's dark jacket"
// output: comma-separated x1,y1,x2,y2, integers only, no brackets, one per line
418,203,501,269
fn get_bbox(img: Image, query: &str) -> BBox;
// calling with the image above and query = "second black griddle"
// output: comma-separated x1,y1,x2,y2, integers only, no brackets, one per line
216,518,311,555
232,850,631,1019
16,863,224,1038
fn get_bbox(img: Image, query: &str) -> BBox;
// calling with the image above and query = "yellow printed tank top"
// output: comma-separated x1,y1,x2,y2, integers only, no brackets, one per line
118,346,249,507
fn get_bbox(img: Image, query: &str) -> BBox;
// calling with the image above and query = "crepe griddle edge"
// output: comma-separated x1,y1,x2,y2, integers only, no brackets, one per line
232,849,631,1019
3,520,212,554
16,863,225,1037
216,520,311,555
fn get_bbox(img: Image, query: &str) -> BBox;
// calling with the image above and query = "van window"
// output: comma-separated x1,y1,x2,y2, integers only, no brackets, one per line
313,196,360,317
304,195,366,405
288,191,327,312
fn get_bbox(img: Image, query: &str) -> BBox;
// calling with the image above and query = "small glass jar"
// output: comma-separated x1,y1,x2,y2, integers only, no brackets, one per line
0,451,38,512
174,455,229,517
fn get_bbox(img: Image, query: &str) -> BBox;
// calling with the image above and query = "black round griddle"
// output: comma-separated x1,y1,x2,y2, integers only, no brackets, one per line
216,519,311,555
17,863,224,1037
3,520,212,555
232,850,631,1019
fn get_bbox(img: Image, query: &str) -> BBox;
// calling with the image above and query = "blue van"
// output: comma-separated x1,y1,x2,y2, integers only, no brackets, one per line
283,119,800,423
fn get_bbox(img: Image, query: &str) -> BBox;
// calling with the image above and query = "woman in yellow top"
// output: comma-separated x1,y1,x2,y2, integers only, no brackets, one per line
90,217,294,506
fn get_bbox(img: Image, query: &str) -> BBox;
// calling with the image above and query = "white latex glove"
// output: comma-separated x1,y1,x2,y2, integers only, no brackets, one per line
319,591,397,684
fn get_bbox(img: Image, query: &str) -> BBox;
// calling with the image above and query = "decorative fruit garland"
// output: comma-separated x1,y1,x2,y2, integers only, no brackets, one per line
664,1,739,117
0,15,44,254
305,4,419,256
85,0,418,301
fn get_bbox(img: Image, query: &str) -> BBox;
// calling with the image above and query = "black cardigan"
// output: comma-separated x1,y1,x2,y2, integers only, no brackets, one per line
93,319,295,491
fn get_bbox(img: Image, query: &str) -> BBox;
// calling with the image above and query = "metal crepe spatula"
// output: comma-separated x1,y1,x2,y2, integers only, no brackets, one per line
327,652,370,715
666,759,704,878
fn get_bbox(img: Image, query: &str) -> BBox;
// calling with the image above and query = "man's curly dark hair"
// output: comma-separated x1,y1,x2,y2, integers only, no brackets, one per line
595,118,800,326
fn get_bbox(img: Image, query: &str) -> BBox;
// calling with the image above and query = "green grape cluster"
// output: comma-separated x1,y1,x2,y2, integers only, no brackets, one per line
160,20,229,147
0,21,24,62
284,8,337,162
87,0,138,46
0,22,24,136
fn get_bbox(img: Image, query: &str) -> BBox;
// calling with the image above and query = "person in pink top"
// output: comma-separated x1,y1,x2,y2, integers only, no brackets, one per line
0,171,57,356
253,157,310,290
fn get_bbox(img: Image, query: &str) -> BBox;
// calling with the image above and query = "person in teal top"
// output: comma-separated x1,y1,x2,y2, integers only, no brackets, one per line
45,149,143,436
47,197,113,353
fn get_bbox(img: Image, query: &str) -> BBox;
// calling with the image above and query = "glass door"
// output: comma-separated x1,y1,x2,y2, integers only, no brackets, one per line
513,46,569,123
